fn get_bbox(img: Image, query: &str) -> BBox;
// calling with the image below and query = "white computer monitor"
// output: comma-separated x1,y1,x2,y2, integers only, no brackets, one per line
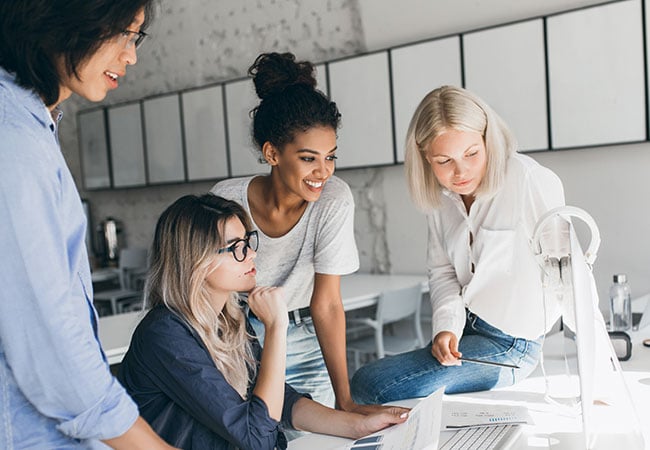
535,207,645,449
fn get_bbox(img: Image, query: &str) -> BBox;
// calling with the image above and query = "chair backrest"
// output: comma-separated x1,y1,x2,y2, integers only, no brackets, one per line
376,283,423,326
117,247,148,289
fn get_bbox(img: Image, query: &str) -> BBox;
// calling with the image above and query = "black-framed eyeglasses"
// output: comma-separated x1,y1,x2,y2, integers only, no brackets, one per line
120,30,148,49
217,230,259,262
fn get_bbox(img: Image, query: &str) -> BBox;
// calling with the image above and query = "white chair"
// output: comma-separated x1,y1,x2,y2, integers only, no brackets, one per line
94,247,148,315
346,283,425,373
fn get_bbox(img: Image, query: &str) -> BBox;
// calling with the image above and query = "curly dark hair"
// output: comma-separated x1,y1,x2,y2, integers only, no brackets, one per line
0,0,157,107
248,52,341,153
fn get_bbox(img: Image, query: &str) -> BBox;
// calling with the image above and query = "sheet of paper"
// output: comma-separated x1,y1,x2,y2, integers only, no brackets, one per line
441,402,533,429
344,387,444,450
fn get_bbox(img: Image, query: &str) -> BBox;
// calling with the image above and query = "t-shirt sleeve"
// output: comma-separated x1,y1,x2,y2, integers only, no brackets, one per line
312,180,360,275
126,315,286,450
210,178,247,206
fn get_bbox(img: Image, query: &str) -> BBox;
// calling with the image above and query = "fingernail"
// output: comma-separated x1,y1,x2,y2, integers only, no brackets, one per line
400,412,408,418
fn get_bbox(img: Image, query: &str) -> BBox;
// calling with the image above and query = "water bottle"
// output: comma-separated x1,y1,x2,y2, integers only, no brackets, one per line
609,274,632,331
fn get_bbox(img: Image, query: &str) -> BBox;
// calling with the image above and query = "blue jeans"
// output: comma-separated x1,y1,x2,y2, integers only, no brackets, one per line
249,315,335,408
351,310,541,404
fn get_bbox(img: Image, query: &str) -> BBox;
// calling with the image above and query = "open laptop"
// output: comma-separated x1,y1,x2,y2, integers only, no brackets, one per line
438,424,522,450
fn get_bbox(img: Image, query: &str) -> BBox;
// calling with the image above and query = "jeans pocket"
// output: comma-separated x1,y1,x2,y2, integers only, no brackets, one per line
301,317,317,336
472,315,518,351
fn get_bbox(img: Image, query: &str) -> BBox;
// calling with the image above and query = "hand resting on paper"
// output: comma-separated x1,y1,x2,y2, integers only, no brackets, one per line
291,398,410,439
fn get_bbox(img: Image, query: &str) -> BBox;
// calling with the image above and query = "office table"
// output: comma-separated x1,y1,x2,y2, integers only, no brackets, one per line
97,272,428,365
97,309,144,365
288,332,650,449
340,273,428,311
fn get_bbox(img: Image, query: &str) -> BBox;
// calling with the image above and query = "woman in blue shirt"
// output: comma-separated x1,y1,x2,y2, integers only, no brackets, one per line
118,193,408,449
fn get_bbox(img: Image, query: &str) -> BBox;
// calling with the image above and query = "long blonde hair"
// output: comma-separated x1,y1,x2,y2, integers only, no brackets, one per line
146,194,256,397
404,85,517,211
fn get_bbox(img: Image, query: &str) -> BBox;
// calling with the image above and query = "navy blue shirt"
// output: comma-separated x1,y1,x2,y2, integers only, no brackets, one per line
118,306,306,449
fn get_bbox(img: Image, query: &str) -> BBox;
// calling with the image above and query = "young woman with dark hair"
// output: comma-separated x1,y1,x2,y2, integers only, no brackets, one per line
0,1,176,448
211,52,384,416
118,193,408,449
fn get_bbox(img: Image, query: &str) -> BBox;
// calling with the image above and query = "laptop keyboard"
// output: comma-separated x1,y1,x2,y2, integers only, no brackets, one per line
439,424,520,450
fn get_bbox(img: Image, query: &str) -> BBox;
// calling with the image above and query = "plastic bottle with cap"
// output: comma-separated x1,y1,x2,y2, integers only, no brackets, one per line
609,273,632,331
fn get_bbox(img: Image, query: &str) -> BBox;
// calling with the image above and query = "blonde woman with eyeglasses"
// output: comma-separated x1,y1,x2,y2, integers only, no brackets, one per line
118,193,408,449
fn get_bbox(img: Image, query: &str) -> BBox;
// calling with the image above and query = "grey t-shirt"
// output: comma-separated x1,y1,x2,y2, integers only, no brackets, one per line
211,175,359,311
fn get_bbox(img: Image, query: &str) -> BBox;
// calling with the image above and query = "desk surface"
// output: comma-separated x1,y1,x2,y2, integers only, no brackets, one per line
97,310,145,365
340,273,427,311
288,334,650,449
97,272,428,365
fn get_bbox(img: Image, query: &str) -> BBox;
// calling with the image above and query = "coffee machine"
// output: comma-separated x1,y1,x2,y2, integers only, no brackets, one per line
96,217,123,266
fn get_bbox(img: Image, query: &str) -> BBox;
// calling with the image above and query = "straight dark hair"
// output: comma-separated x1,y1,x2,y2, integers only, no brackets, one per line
0,0,157,107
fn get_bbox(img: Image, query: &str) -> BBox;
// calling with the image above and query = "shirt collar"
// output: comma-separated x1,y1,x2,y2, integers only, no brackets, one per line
0,67,61,131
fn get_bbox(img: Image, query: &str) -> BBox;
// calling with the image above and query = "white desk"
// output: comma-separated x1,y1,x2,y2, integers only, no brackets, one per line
97,310,145,365
340,273,428,311
288,333,650,449
97,273,428,365
91,267,119,283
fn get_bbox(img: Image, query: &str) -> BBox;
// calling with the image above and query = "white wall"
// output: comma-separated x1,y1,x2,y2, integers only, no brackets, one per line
59,0,366,253
357,0,650,310
358,0,613,51
60,0,650,312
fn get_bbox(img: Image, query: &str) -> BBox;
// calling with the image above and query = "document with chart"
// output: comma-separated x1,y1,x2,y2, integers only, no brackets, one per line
441,402,533,429
344,387,444,450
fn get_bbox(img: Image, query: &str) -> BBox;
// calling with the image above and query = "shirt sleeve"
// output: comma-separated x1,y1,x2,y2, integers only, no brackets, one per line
128,314,302,449
313,181,360,275
426,214,467,340
0,134,138,440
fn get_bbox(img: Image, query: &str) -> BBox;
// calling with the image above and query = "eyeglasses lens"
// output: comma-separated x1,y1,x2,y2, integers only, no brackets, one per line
234,232,258,262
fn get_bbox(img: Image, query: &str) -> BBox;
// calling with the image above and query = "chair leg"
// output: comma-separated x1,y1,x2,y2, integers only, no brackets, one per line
415,314,425,347
375,328,385,359
353,350,361,373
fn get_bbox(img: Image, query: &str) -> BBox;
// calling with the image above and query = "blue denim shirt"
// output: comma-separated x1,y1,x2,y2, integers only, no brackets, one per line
0,68,138,448
119,306,307,450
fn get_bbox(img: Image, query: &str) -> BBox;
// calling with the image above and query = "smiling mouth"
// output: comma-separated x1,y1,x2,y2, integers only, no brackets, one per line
105,71,119,81
305,179,324,188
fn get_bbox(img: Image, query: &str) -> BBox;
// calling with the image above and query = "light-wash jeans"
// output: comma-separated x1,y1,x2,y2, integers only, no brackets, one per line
249,315,334,407
351,310,542,404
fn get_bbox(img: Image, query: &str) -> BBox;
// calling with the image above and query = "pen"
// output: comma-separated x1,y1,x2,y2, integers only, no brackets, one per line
458,357,520,369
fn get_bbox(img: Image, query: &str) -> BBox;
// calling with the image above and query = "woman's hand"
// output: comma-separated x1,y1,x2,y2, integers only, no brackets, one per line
248,286,288,330
292,397,409,440
338,400,399,416
351,406,410,439
431,331,462,365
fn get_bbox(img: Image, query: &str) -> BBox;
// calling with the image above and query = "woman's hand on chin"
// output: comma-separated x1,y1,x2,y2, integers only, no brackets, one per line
248,286,288,329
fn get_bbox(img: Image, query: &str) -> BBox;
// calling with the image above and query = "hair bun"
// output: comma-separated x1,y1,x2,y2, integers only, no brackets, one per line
248,52,316,100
